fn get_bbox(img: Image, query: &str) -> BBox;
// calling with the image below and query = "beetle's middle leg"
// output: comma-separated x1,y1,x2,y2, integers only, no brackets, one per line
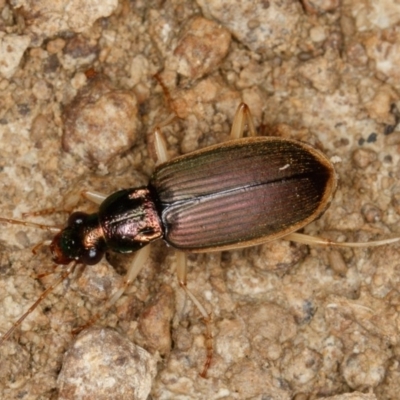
175,251,213,378
152,105,235,377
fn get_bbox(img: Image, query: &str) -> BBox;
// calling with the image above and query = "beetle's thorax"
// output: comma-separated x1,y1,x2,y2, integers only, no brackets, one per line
98,187,164,253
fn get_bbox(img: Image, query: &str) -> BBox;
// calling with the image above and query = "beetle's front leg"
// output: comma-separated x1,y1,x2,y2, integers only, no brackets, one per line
21,190,109,218
152,102,257,165
230,103,257,139
81,190,108,205
150,113,177,165
72,244,152,335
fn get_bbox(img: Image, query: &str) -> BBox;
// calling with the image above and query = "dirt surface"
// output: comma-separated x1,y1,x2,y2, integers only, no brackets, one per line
1,0,400,399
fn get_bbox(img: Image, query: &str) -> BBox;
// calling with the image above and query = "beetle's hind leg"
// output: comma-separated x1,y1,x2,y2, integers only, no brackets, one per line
285,232,400,247
175,251,213,378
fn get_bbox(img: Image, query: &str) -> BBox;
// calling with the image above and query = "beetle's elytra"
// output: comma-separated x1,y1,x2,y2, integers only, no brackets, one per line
152,136,336,251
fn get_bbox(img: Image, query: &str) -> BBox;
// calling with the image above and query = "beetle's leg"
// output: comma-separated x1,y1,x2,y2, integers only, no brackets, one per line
72,245,151,334
81,190,107,205
0,262,77,345
32,240,52,255
153,126,170,165
22,190,82,217
148,111,177,165
285,232,400,247
109,245,151,304
230,103,257,139
175,251,213,378
21,190,108,217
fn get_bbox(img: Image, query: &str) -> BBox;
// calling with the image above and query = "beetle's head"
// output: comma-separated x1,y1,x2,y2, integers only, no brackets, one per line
50,212,106,265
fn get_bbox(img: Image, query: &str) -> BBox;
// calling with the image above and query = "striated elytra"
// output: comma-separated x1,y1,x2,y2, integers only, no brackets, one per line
152,136,336,252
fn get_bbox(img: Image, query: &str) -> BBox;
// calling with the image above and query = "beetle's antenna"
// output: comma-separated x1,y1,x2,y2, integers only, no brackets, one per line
0,262,78,345
0,217,61,233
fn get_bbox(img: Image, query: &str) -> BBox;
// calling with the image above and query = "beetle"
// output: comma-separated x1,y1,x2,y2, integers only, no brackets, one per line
0,103,399,377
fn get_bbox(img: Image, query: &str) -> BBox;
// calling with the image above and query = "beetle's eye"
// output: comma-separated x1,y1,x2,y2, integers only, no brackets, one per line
82,247,104,265
68,212,88,227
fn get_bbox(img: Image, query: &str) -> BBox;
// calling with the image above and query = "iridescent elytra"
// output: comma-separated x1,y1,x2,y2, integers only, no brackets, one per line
150,136,336,252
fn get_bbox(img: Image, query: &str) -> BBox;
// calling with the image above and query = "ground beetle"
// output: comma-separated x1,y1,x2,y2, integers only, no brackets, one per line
0,103,399,377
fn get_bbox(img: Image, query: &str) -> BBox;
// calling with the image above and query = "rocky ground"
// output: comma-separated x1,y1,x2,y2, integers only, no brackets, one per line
1,0,400,399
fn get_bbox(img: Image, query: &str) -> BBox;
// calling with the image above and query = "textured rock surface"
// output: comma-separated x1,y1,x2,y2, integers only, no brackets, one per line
0,0,400,399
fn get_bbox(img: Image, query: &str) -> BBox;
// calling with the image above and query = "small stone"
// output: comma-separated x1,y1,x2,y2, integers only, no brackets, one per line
173,17,231,80
197,0,301,57
361,203,382,223
298,51,341,93
138,285,175,356
342,349,387,389
364,85,399,125
301,0,340,14
58,328,157,400
11,0,118,46
349,0,400,31
46,38,66,54
310,26,327,42
281,347,323,390
0,33,30,79
32,80,52,100
352,148,378,169
62,76,139,166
